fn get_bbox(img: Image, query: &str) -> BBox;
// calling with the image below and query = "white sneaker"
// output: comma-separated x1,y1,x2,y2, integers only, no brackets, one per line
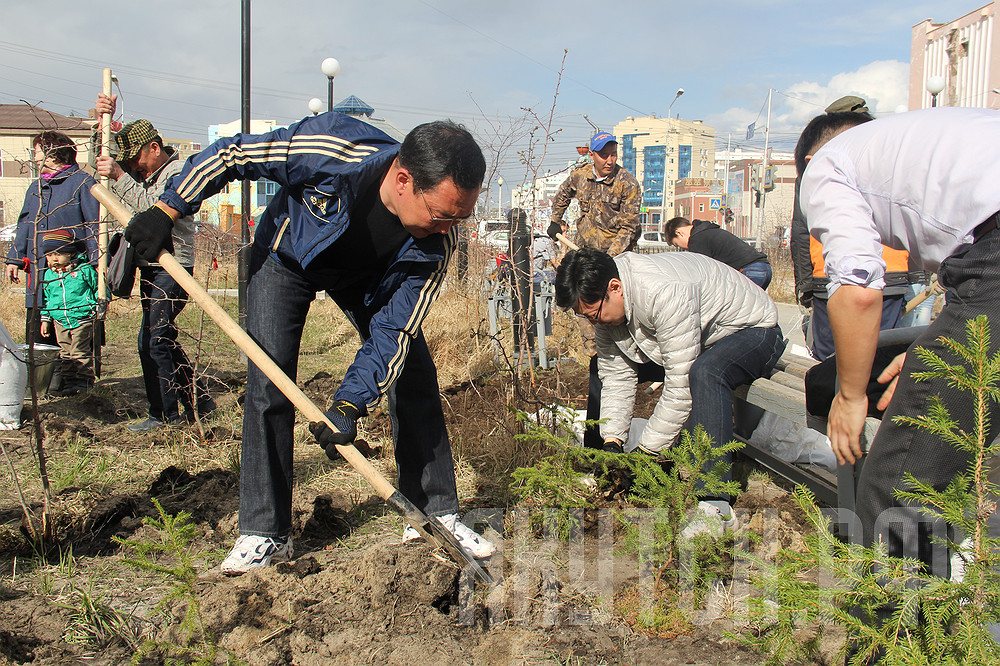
680,501,737,540
220,535,293,575
402,513,496,559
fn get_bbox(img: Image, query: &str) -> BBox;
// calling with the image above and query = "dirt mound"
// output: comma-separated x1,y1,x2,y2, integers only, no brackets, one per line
0,590,78,665
188,542,466,665
735,475,810,559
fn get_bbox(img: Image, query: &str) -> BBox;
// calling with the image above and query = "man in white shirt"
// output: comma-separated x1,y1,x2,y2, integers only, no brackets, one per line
798,107,1000,648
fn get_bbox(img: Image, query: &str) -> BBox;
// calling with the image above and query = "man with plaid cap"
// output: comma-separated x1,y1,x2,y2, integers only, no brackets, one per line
95,94,214,431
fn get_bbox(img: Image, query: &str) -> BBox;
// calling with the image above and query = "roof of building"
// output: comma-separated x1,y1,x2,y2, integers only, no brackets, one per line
333,95,375,117
0,104,92,132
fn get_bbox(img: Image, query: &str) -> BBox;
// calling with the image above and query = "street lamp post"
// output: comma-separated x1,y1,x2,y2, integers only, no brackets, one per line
497,176,504,221
321,57,341,111
307,98,323,116
927,76,945,108
659,88,684,230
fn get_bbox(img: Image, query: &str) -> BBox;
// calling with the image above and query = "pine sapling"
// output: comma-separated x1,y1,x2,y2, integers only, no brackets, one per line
113,498,234,665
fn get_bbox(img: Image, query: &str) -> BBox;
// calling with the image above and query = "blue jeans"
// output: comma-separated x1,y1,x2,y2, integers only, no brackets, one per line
138,266,206,421
585,325,786,475
683,326,786,477
740,261,772,289
810,293,904,362
239,252,459,538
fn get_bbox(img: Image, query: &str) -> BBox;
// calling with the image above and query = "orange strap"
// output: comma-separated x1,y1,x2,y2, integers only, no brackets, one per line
810,236,909,277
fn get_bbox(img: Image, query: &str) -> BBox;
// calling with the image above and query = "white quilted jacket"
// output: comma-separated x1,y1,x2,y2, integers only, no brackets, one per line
597,252,779,452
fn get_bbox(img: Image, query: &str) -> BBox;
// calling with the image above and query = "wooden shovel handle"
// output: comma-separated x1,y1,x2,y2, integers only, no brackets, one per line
556,232,580,251
903,278,939,315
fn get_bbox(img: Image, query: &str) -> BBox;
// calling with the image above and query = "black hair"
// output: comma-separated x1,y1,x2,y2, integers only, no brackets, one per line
794,112,873,176
398,120,486,192
554,248,619,309
32,130,77,166
663,216,692,240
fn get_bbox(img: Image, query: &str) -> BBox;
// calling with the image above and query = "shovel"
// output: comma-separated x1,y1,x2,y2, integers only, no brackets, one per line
91,184,494,585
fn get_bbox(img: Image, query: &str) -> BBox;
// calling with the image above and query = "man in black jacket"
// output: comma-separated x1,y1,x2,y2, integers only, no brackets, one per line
664,217,771,289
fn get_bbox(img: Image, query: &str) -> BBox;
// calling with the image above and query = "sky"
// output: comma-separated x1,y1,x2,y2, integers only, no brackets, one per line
0,0,983,199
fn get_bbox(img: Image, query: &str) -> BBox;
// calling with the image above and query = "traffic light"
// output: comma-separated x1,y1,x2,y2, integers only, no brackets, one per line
724,208,734,225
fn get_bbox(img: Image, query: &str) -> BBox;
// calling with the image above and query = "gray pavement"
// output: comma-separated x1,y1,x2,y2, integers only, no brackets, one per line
775,301,808,350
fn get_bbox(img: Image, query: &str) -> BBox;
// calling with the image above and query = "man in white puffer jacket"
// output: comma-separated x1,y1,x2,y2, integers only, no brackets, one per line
555,249,785,461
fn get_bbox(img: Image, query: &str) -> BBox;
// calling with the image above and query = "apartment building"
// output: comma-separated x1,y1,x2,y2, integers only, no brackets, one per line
910,2,1000,109
612,115,715,233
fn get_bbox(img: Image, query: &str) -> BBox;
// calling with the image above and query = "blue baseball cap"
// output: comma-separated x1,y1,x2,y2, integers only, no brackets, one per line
589,132,616,152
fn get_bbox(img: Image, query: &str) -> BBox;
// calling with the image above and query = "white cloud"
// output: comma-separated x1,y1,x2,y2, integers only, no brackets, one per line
706,60,910,141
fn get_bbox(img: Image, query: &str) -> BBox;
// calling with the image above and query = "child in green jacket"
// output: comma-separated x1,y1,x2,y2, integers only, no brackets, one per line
39,229,97,395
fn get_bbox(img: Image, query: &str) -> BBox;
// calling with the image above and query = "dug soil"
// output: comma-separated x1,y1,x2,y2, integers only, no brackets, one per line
0,347,832,665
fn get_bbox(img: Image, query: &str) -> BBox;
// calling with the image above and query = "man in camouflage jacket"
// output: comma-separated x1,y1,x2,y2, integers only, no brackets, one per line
548,132,642,450
549,132,641,255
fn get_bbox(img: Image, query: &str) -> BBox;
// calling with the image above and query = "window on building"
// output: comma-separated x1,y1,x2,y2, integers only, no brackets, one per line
26,147,38,178
256,179,280,207
0,201,4,225
678,145,692,179
622,134,645,176
642,145,666,208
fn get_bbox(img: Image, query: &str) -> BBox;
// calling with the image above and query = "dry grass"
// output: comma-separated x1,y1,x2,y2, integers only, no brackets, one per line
765,247,796,304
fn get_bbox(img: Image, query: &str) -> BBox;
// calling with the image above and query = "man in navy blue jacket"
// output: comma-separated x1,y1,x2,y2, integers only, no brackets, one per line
124,113,493,573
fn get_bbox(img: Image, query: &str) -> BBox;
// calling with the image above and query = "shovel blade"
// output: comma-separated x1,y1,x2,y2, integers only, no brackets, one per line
388,491,494,585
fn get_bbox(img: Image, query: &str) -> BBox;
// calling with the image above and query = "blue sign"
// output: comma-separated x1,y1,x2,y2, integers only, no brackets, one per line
709,198,722,210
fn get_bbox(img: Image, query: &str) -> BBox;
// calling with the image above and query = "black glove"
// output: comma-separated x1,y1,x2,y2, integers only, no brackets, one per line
546,222,563,240
310,400,361,456
124,206,174,263
797,289,813,309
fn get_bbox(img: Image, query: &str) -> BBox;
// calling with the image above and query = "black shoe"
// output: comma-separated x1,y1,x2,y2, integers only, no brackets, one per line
53,381,90,397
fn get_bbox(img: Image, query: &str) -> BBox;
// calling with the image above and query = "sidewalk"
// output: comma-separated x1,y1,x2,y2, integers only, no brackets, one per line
775,301,807,350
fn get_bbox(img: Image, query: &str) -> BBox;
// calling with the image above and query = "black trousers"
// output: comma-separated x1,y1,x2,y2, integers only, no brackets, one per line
856,228,1000,574
846,227,1000,664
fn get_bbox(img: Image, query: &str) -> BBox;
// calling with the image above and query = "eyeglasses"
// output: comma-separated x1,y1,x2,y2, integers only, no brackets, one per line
419,190,472,225
576,292,606,323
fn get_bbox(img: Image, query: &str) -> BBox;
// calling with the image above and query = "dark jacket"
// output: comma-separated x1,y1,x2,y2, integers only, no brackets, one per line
687,219,768,271
6,165,100,308
790,178,814,298
158,112,455,411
